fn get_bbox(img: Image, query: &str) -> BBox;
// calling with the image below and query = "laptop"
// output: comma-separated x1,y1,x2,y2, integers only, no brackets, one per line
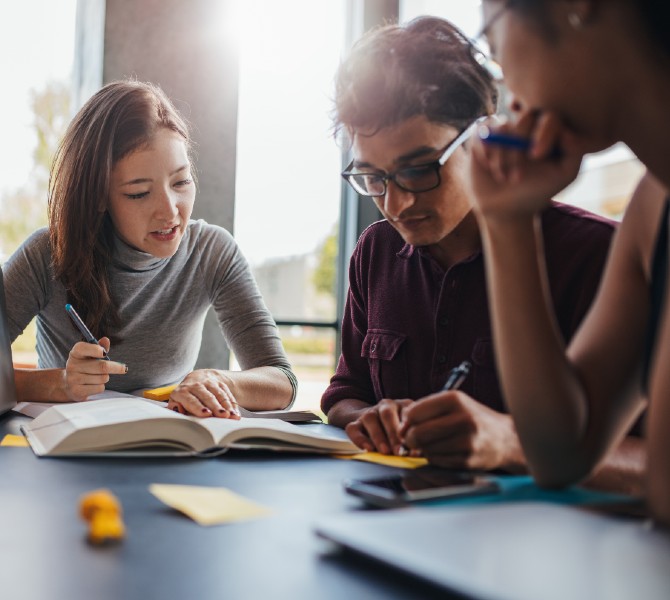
0,268,18,416
315,502,670,600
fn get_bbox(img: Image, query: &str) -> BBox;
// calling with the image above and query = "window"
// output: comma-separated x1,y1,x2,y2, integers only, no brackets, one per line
231,1,346,411
0,0,77,366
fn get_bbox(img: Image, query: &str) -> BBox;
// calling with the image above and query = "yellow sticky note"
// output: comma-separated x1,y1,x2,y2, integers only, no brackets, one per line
1,434,29,447
143,384,178,401
336,451,429,469
149,484,272,526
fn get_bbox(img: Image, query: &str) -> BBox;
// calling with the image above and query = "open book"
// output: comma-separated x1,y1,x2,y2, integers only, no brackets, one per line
21,398,358,457
14,391,324,424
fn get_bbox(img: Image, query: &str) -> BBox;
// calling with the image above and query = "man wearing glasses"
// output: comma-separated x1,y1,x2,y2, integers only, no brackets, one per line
321,16,644,491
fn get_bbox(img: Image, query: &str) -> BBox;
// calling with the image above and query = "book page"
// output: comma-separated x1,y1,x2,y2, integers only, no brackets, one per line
197,416,359,454
14,390,142,419
237,406,323,423
23,398,214,455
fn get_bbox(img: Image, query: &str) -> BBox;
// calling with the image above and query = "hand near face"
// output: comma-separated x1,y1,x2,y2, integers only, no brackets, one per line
345,398,414,455
64,337,127,401
467,111,585,220
399,390,520,471
167,369,241,419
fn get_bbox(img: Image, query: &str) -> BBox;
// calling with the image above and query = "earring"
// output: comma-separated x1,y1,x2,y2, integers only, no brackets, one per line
568,12,583,29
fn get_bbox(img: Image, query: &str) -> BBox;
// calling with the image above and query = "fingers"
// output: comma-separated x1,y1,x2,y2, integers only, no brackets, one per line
65,341,127,401
400,393,456,434
168,375,241,419
98,336,111,355
345,421,376,452
345,400,406,454
403,411,474,450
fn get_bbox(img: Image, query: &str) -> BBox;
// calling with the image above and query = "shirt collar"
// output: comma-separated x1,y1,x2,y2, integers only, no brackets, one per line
111,232,169,272
397,242,483,266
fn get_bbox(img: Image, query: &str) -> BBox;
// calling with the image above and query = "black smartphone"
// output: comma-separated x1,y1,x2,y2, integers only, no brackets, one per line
344,467,499,508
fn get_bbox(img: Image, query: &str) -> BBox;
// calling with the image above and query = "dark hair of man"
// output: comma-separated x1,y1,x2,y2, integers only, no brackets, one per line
333,16,498,141
48,80,193,341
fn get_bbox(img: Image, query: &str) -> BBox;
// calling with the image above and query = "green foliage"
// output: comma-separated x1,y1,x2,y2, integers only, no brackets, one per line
31,81,71,187
312,223,338,297
0,81,70,260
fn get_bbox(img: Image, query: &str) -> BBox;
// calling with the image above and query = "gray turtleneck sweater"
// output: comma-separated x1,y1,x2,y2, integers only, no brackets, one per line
3,220,297,400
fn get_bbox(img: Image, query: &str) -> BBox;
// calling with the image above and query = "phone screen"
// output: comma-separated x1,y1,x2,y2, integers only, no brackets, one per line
344,467,499,507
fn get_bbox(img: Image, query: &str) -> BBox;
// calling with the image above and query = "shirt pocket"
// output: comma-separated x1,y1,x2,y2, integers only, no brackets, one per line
471,337,505,413
362,329,408,400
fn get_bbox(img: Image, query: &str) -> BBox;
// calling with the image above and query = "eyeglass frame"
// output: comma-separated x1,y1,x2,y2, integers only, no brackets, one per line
341,118,484,198
475,0,515,42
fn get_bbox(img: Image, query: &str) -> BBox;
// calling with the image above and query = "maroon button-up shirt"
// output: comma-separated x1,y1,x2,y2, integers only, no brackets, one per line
322,202,616,417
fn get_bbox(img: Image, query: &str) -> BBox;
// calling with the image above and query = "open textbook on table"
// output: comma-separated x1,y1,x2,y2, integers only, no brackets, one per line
21,397,358,457
14,390,324,423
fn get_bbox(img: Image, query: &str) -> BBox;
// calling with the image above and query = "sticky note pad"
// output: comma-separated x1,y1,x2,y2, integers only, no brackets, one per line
1,434,29,447
336,451,429,469
143,384,178,401
149,483,272,526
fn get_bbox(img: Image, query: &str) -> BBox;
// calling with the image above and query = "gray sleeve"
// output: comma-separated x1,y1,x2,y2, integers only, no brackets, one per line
2,229,52,342
197,225,297,404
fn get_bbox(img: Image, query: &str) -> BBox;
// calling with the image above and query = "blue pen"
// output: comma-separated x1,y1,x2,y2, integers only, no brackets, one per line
65,304,111,361
478,125,531,151
441,360,472,391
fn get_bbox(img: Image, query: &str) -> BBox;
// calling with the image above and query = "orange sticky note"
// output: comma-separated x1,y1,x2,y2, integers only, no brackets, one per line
149,484,272,526
143,384,178,401
336,451,428,469
1,434,29,447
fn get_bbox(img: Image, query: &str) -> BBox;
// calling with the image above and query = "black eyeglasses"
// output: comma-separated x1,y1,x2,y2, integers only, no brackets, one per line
341,121,480,198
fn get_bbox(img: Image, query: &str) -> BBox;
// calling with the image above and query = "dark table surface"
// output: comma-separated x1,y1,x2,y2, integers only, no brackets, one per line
0,411,459,600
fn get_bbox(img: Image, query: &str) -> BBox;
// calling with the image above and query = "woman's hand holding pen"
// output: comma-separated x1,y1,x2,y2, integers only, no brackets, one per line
345,399,414,455
399,390,523,471
467,110,584,220
64,337,128,401
167,369,241,419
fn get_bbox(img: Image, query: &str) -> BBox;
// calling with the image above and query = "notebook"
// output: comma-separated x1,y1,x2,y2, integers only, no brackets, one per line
314,502,670,600
0,268,17,417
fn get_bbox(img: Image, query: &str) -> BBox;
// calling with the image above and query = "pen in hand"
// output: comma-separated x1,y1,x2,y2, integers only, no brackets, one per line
397,360,472,457
478,125,531,151
65,303,111,361
440,360,471,392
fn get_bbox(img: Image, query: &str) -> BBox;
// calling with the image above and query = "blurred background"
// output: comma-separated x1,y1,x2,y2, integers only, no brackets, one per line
1,0,643,411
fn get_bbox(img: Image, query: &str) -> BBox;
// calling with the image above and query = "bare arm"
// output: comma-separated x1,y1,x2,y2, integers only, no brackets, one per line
167,365,294,418
468,113,651,487
326,398,374,429
583,435,646,496
647,281,670,523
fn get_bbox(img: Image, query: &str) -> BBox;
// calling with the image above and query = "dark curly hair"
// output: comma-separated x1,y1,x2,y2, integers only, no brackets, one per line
333,16,498,140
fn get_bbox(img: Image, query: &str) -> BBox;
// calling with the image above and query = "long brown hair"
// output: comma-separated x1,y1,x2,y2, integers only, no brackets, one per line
48,80,192,339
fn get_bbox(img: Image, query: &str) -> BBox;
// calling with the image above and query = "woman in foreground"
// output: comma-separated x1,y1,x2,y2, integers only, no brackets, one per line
5,80,296,417
468,0,670,523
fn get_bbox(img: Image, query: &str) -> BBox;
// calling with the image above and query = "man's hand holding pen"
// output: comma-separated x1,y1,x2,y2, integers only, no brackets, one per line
399,389,522,471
